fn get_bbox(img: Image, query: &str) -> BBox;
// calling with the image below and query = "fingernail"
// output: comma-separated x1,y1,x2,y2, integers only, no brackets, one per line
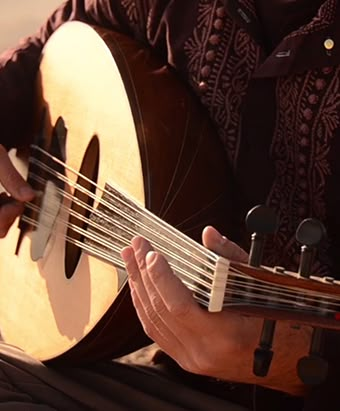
209,226,225,245
120,246,132,263
131,236,143,249
221,235,228,245
211,226,225,245
146,251,157,265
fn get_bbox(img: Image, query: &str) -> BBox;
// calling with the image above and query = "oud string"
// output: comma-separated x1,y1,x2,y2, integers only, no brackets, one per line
25,174,217,289
22,204,340,313
25,150,340,310
24,196,340,312
21,206,340,313
21,213,216,303
24,199,214,292
20,146,340,313
29,148,218,270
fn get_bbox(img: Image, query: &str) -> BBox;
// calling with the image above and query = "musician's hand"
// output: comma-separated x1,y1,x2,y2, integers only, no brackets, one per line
0,145,35,237
121,227,311,396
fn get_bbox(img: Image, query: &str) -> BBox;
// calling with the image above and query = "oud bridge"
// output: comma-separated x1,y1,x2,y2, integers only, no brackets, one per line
15,114,100,282
30,182,62,261
15,115,67,258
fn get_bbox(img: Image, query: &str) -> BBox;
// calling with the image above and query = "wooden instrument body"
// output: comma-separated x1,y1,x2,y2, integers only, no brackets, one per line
0,22,231,363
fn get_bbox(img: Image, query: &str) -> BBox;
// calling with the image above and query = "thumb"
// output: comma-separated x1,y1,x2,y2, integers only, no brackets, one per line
202,226,248,263
0,145,35,201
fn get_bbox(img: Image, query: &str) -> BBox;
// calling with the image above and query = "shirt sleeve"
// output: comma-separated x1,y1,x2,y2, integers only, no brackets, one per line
0,0,169,150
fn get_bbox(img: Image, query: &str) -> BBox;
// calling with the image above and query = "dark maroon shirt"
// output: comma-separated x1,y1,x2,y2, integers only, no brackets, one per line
255,0,327,51
1,0,340,409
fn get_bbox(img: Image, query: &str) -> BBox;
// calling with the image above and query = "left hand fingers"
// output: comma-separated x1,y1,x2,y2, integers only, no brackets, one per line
144,249,201,323
120,238,156,317
129,236,200,323
202,226,248,263
121,237,202,354
121,237,250,377
121,238,182,343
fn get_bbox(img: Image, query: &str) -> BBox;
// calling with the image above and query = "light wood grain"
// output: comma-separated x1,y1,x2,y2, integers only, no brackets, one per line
0,22,144,360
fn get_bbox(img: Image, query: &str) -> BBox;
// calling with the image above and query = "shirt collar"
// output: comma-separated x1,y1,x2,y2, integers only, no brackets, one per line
225,0,340,77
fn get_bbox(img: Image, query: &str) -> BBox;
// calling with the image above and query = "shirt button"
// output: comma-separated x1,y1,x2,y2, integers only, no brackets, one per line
303,108,313,121
213,18,224,30
324,38,335,51
209,34,220,45
198,81,208,92
300,137,309,147
300,123,310,135
315,78,326,91
216,7,225,18
201,65,211,77
299,154,307,164
308,94,318,105
205,50,216,61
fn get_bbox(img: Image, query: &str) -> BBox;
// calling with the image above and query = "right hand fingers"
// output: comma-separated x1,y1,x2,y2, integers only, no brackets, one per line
0,145,35,238
0,144,35,201
0,193,24,238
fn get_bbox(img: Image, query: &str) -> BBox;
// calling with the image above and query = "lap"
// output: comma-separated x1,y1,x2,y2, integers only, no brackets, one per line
0,342,249,411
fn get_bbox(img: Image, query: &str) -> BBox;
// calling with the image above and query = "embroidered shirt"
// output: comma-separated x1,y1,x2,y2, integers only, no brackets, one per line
1,1,340,409
254,0,327,51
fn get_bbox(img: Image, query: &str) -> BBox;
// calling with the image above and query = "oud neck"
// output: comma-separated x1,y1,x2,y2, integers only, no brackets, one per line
84,182,340,323
85,182,228,308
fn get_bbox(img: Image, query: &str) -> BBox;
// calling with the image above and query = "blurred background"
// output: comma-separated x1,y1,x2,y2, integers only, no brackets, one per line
0,0,61,52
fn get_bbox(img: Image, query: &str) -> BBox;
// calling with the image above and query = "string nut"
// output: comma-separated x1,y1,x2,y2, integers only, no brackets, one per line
273,266,285,275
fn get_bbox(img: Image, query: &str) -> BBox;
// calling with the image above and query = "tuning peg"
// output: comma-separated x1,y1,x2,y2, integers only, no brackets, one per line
246,205,279,267
296,218,326,278
297,328,329,385
253,321,276,377
295,218,328,385
246,205,279,377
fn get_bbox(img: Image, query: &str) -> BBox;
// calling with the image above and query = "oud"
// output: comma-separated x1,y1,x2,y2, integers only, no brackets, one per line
0,22,231,363
0,22,338,385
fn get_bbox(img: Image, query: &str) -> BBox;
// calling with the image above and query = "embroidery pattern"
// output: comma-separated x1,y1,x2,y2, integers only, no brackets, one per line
121,0,138,24
119,0,339,276
120,0,153,39
237,0,257,19
287,0,337,38
265,67,340,275
184,0,260,167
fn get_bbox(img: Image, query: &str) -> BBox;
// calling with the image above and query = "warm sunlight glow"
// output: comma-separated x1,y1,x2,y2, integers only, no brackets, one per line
0,0,61,52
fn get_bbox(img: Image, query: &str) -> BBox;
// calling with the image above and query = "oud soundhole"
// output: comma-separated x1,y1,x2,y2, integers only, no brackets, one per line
65,136,99,279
